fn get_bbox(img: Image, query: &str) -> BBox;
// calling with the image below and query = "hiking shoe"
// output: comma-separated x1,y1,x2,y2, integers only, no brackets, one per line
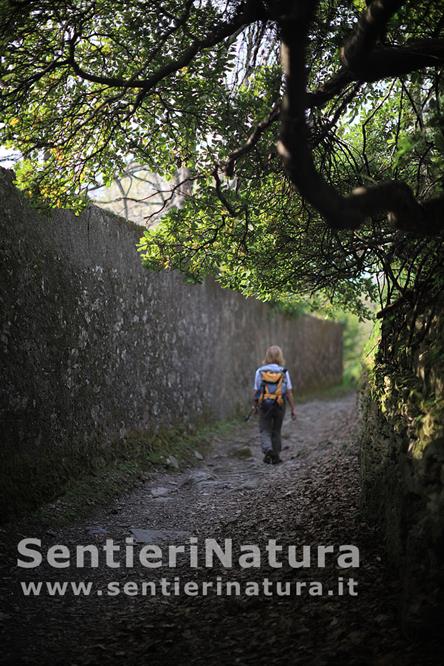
271,456,282,465
263,451,273,464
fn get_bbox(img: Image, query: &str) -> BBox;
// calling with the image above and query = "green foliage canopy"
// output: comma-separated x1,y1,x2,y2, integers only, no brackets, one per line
1,0,443,314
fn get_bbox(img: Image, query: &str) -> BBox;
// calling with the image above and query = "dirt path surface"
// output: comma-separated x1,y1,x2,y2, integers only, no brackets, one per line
1,394,440,665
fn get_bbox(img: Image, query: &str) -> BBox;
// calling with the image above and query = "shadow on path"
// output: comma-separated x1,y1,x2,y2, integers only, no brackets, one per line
1,394,439,665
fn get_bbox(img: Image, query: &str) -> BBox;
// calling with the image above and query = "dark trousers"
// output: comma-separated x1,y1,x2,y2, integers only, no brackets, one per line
259,402,285,456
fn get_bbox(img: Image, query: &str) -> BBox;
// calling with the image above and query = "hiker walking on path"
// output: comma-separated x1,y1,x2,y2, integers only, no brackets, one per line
253,345,296,464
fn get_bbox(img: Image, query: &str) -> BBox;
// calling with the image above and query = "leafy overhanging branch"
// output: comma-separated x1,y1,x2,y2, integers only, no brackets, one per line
222,5,444,183
63,2,265,93
307,39,444,108
1,0,444,313
340,0,406,71
276,0,444,234
224,102,280,177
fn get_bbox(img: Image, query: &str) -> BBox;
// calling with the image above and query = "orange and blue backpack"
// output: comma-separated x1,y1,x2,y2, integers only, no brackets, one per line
257,367,287,408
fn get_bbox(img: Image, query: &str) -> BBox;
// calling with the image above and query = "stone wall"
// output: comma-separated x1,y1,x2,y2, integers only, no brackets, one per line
359,297,444,632
0,168,342,516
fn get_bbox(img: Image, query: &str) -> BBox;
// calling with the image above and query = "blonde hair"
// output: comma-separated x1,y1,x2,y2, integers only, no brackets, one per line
263,345,285,365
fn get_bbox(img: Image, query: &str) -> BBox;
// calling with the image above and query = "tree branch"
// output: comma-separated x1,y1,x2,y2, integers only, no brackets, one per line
224,102,280,177
212,167,243,217
277,4,444,234
340,0,406,71
66,1,263,94
308,39,444,109
306,0,440,108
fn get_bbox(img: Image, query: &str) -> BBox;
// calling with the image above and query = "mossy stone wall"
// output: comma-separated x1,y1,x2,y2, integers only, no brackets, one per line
360,297,444,630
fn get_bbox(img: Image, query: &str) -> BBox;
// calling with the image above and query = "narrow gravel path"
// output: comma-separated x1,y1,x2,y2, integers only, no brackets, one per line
1,394,439,665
